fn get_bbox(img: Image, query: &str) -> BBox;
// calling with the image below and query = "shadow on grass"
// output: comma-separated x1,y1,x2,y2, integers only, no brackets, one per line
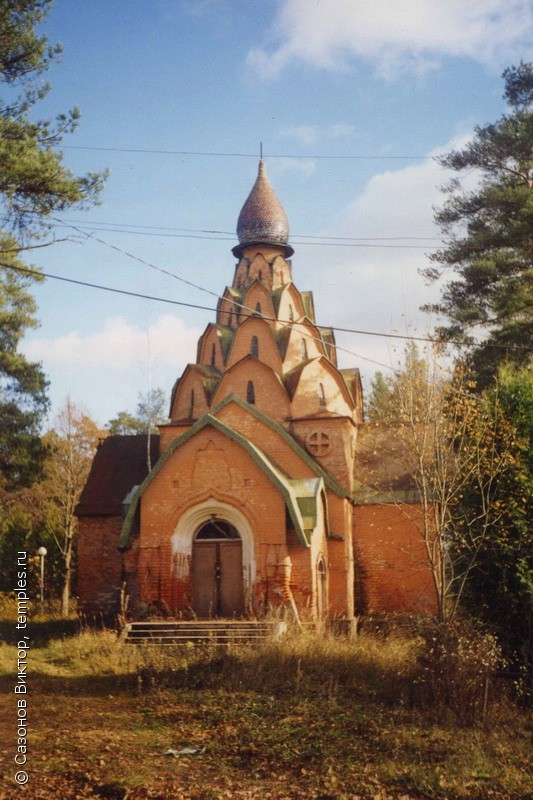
0,648,417,704
0,658,242,697
0,618,81,644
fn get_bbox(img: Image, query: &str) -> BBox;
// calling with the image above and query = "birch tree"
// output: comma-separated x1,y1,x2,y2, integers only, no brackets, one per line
43,400,103,616
368,347,519,622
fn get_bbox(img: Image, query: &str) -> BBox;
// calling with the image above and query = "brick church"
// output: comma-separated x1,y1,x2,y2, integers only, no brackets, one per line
76,161,437,624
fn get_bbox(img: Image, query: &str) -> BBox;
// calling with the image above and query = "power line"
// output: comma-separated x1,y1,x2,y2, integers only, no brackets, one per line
49,217,422,370
1,261,394,371
3,261,532,357
61,145,432,160
48,222,437,249
54,216,444,242
49,218,533,356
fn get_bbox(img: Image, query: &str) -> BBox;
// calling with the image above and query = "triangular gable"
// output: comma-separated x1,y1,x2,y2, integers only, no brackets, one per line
318,326,337,365
340,367,363,406
196,323,235,365
209,393,348,498
211,353,289,407
242,280,276,322
216,286,244,327
119,413,318,550
301,291,315,323
271,281,305,318
277,316,327,361
225,316,282,370
284,356,355,409
169,363,221,417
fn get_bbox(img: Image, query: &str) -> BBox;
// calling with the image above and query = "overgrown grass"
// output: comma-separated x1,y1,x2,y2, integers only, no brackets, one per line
0,592,79,643
0,620,516,719
0,623,530,799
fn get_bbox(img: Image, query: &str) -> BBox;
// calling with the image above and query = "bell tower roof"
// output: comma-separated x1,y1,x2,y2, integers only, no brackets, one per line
232,160,294,258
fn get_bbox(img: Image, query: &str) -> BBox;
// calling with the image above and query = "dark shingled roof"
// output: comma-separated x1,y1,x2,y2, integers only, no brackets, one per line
76,435,160,517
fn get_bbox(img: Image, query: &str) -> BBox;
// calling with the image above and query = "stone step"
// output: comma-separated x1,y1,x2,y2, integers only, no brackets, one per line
128,620,276,628
119,619,287,645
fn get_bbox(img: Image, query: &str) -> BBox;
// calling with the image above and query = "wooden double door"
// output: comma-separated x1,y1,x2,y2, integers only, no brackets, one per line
192,538,245,618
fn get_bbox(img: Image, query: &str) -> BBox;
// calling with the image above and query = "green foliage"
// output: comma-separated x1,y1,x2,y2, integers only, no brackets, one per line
107,388,168,435
0,0,108,238
40,400,103,615
459,365,533,669
365,370,393,421
424,62,533,384
366,343,428,422
0,401,103,607
0,1,107,489
367,345,524,627
0,234,48,487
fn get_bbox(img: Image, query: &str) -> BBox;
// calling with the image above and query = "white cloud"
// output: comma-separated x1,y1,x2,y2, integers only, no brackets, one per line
303,137,475,378
22,315,204,424
248,0,533,78
24,315,201,370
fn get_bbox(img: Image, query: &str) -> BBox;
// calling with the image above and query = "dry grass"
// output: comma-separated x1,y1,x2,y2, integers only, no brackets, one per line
0,619,530,798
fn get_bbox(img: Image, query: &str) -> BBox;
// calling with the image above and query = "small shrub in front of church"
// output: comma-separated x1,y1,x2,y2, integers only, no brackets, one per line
417,618,503,723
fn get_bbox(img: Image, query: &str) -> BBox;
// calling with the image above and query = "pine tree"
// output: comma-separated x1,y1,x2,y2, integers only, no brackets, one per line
0,1,107,488
0,236,48,487
424,62,533,384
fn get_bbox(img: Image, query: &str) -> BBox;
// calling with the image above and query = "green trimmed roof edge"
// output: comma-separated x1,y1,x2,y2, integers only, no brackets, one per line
118,409,315,551
209,393,348,498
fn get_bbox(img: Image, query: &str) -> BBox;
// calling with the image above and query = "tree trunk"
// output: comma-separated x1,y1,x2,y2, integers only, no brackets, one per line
61,548,71,617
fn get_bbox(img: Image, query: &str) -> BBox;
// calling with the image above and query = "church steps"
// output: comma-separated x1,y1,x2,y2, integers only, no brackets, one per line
119,619,288,645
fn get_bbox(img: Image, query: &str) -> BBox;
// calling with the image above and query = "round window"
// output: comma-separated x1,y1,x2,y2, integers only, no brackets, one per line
306,431,331,457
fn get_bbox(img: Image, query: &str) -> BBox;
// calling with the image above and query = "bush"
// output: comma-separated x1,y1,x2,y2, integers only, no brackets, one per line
417,618,503,723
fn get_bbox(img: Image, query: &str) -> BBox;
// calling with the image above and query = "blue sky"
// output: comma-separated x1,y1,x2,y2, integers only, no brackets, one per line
20,0,533,426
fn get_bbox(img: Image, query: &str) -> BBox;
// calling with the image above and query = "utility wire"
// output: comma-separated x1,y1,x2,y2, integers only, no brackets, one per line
48,217,431,371
51,216,445,242
2,261,395,371
49,218,533,356
4,261,532,358
47,222,437,249
61,145,432,160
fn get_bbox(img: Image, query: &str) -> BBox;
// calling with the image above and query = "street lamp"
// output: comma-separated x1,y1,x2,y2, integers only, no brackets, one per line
37,546,47,606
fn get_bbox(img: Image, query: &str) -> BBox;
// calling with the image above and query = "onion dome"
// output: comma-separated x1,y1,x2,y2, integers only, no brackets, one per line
232,160,294,258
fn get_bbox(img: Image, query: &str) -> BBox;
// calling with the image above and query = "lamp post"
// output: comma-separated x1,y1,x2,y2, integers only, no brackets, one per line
37,546,47,606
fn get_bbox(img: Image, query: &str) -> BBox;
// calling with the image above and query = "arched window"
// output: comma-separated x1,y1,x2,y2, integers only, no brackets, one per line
189,389,195,418
255,302,262,315
301,338,308,361
210,343,216,366
195,519,240,540
258,270,263,281
251,335,259,358
319,383,326,407
288,304,294,322
246,380,255,405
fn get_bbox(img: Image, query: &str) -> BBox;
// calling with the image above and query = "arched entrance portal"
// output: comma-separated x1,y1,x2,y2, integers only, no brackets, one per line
192,519,245,617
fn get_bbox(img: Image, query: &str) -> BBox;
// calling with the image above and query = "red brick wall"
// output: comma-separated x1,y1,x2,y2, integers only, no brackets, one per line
353,504,438,614
77,516,124,616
